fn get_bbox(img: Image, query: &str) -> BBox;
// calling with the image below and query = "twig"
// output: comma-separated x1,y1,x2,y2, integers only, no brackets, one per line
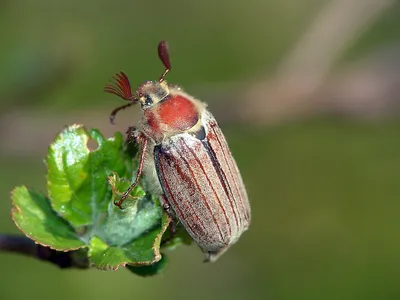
0,234,89,269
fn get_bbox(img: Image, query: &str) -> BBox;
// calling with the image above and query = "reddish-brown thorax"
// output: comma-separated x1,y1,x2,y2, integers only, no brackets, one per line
144,94,199,135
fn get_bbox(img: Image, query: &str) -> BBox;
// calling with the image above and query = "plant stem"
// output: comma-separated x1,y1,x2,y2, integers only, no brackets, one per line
0,234,89,269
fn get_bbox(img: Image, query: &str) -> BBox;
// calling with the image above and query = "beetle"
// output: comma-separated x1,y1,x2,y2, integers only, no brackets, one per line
104,41,251,261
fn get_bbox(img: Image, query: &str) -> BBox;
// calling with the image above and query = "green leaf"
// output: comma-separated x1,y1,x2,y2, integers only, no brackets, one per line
89,214,171,270
11,186,86,250
46,125,131,227
10,124,191,274
107,172,146,209
161,223,193,250
94,173,158,246
126,254,168,277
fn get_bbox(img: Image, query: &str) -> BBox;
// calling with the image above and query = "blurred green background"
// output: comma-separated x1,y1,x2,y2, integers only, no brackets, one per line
1,0,400,299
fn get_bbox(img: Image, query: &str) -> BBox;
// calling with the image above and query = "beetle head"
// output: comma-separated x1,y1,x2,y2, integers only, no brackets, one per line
105,41,172,123
136,80,170,109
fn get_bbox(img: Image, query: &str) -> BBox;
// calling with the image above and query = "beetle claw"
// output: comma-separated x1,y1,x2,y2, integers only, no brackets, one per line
113,199,124,210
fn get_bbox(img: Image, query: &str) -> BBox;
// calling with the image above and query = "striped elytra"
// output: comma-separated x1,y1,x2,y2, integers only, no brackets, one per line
154,111,250,261
104,41,251,261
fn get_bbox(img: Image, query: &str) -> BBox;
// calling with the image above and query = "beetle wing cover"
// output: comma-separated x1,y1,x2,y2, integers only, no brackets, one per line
154,112,250,260
203,112,251,229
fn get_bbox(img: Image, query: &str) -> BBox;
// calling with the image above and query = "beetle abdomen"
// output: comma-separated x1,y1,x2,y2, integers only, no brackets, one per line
154,113,250,261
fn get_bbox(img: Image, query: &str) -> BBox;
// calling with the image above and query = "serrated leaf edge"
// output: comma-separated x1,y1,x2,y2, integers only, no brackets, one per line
92,214,171,271
10,186,87,252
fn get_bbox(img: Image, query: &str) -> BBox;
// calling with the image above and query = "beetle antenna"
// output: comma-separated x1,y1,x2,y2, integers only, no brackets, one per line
105,71,139,124
109,102,135,124
104,71,136,101
158,40,171,82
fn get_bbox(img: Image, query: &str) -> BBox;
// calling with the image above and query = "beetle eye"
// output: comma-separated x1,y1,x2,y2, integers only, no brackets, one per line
144,95,153,106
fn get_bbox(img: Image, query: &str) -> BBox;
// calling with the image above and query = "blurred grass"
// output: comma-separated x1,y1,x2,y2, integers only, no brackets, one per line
341,3,400,63
0,0,328,110
1,1,399,113
1,118,400,299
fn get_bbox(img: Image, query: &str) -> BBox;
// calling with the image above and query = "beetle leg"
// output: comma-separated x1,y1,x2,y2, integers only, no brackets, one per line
125,126,137,143
167,216,177,238
114,136,149,209
124,126,142,159
162,200,172,215
162,201,176,236
160,197,177,244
